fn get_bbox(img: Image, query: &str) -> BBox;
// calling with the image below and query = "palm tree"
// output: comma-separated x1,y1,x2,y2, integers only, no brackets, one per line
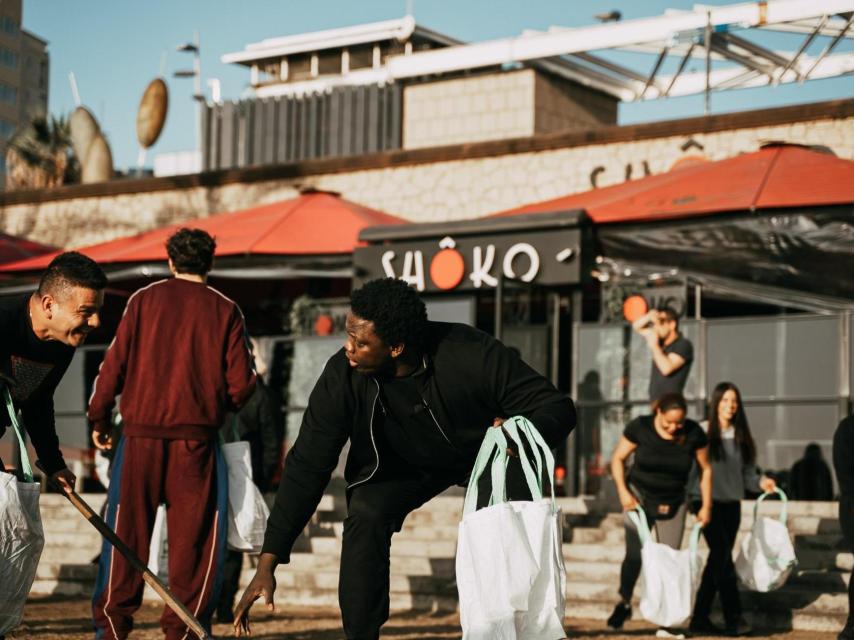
5,115,79,190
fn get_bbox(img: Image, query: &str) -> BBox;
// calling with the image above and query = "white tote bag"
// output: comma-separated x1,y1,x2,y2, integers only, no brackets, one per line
628,508,703,629
147,503,169,581
221,440,269,552
735,488,796,592
0,386,45,634
456,416,566,640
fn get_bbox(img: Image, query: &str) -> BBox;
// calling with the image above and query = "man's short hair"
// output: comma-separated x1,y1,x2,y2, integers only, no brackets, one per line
658,306,680,329
350,278,428,348
166,228,216,275
38,252,107,298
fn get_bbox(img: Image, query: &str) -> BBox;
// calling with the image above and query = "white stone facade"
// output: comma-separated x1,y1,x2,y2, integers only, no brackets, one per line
1,114,852,249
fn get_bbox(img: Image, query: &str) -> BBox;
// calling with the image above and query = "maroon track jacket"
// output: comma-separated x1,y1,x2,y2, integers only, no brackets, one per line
88,278,256,440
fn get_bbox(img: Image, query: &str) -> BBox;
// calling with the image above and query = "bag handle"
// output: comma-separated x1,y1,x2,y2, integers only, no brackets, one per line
627,508,652,546
463,427,507,515
754,487,788,525
2,385,34,482
688,522,703,560
503,416,557,511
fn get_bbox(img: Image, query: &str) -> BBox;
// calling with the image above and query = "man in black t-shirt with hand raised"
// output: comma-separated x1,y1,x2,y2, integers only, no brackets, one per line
633,306,693,406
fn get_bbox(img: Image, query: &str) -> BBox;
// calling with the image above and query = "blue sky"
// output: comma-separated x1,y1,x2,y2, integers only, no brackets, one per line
26,1,853,170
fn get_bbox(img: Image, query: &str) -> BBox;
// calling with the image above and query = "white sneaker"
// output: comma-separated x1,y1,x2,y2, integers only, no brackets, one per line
656,629,686,639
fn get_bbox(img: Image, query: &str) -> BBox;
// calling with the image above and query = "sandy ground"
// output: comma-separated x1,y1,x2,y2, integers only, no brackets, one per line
5,597,841,639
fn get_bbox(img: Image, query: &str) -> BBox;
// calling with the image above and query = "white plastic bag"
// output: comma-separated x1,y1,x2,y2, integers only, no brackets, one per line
735,488,796,592
147,503,169,581
629,508,703,629
222,440,269,552
0,387,45,634
456,417,566,640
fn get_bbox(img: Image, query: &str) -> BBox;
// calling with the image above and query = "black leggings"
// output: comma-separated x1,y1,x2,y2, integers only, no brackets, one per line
618,499,687,602
840,495,854,628
692,500,742,625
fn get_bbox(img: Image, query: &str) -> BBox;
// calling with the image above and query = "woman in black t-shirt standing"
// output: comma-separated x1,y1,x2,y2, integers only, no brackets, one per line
606,393,712,631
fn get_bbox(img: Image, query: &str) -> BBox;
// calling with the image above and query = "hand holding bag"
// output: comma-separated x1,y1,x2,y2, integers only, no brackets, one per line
735,488,797,592
456,416,567,640
628,508,703,629
0,385,45,634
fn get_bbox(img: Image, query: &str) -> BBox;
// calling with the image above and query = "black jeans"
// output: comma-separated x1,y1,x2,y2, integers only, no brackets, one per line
217,549,244,615
693,500,742,625
339,455,534,640
840,495,854,628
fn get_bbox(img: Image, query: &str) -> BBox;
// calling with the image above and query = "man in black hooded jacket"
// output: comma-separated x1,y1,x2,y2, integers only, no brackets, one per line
234,278,576,639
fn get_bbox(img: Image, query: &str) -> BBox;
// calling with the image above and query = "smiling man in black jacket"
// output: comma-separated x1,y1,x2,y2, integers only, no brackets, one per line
234,278,576,639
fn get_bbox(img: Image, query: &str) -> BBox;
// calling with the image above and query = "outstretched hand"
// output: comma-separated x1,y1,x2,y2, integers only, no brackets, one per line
233,567,277,637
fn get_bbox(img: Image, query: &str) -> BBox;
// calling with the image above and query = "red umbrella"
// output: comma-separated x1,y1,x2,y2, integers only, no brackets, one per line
0,191,405,272
0,232,54,265
494,144,854,224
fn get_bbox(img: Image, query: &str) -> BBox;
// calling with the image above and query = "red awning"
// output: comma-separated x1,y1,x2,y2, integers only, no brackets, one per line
495,144,854,224
0,232,54,265
1,191,405,272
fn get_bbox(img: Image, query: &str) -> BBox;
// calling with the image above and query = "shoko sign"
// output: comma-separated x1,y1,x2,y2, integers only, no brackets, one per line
354,227,582,293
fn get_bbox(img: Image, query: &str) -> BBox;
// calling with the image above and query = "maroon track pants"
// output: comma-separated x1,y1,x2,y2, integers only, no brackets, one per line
92,436,226,640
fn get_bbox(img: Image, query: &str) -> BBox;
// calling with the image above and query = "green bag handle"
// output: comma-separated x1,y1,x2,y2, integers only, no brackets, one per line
627,508,652,546
463,426,507,515
754,487,788,525
503,417,557,511
463,417,556,516
628,507,703,561
218,414,241,446
517,416,557,506
2,385,34,482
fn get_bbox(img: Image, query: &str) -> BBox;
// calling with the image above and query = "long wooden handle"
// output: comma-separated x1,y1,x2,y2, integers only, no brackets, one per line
38,464,209,639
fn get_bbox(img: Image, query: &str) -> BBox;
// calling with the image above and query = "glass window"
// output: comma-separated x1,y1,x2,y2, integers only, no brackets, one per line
0,119,14,138
348,45,373,70
0,16,19,36
317,49,340,75
706,316,840,399
0,47,18,68
0,83,17,104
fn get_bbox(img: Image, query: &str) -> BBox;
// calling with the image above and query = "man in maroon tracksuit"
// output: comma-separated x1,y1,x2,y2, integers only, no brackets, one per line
88,228,256,640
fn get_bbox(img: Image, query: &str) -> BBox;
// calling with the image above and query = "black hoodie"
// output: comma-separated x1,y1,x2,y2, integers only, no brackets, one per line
262,321,576,562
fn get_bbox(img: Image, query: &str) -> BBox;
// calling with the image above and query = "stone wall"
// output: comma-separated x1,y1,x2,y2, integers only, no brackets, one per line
1,102,852,249
402,68,619,150
534,72,617,135
403,70,536,149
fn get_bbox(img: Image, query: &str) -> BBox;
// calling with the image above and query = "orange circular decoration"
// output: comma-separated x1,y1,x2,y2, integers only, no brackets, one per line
430,249,465,290
622,295,648,323
314,314,334,336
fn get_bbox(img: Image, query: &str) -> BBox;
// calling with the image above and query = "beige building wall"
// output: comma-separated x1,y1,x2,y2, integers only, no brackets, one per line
403,68,619,150
534,72,617,134
1,111,852,249
403,69,536,149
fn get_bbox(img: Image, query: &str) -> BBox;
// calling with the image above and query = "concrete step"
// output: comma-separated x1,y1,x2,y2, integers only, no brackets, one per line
563,598,848,633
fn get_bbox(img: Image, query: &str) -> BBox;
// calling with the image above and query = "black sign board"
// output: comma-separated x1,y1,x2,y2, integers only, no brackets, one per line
354,227,582,293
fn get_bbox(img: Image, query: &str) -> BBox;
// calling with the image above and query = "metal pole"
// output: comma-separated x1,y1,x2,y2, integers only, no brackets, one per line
549,292,561,388
704,12,712,115
194,31,202,160
569,289,583,497
494,273,504,341
694,283,702,320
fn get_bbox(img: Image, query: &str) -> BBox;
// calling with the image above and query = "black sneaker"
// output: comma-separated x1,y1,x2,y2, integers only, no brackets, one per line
724,619,752,637
689,617,722,636
607,601,632,629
